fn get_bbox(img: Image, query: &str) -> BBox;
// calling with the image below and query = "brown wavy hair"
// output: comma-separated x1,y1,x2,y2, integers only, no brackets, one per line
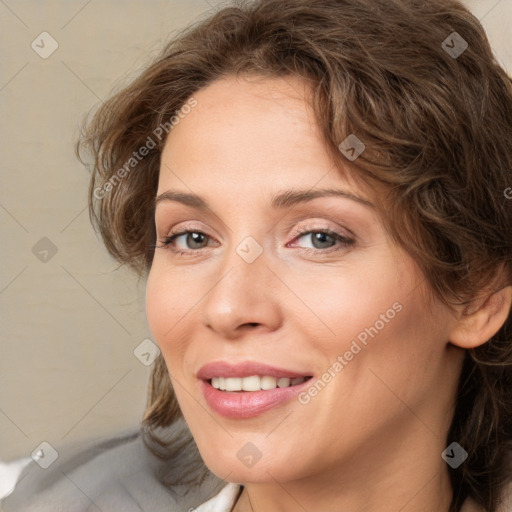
76,0,512,510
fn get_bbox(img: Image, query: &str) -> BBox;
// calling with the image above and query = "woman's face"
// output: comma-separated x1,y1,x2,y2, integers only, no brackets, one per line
146,74,462,485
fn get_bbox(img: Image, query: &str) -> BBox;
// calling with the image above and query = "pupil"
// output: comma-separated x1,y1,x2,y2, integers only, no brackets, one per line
189,232,206,248
312,232,332,249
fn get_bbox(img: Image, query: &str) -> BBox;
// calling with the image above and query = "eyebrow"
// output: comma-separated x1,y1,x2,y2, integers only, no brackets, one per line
154,188,374,210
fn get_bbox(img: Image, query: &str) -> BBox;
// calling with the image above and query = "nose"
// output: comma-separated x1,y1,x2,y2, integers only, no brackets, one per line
200,240,283,340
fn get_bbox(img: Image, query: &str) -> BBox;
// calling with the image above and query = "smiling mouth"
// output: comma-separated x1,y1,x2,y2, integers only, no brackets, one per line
208,375,313,392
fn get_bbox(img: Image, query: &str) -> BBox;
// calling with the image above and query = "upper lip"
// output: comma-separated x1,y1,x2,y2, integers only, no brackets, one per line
197,361,313,380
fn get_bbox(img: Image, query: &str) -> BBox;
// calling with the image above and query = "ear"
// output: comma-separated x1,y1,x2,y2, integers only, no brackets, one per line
449,285,512,349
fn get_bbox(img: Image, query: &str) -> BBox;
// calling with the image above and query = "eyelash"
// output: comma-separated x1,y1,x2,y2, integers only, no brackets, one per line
154,224,354,257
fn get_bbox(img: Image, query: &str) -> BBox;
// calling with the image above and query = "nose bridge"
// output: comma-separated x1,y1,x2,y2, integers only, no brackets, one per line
212,232,269,303
200,233,281,337
217,225,270,286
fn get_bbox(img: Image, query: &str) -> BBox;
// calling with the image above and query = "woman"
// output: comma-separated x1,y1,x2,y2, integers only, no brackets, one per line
2,0,511,511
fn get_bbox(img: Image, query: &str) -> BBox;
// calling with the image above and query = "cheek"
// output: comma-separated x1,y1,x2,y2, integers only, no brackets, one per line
293,249,439,399
146,270,166,339
286,250,409,351
145,266,191,371
322,271,444,420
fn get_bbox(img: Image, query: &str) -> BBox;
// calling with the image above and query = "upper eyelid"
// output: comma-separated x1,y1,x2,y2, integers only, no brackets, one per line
158,214,354,235
161,222,350,239
293,225,349,236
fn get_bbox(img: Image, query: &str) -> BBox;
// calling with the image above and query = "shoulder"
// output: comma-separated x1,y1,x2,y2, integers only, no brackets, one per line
0,420,225,512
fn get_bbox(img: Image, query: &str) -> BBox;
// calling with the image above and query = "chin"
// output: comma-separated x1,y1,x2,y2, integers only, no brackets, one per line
198,444,305,484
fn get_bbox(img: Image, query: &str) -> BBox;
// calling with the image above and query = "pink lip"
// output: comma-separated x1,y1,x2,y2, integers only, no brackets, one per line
197,360,312,380
197,361,314,419
200,379,312,418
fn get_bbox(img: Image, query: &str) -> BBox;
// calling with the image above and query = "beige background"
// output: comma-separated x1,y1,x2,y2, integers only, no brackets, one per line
0,0,510,462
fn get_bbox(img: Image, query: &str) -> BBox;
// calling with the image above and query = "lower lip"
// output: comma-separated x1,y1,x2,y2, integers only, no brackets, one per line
200,378,313,419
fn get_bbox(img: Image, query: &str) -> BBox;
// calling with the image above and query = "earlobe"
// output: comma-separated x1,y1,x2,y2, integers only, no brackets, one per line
449,285,512,349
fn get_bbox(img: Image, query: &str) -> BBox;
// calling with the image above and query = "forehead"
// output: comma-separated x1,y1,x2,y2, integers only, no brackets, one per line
159,74,360,196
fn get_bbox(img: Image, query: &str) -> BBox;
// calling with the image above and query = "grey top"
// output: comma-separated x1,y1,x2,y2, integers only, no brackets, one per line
0,419,229,512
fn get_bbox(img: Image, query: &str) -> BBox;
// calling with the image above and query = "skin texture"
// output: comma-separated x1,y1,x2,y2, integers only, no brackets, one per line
145,74,511,512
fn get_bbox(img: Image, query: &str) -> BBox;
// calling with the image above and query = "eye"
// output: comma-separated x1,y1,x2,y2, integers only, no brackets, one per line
289,227,354,253
154,225,355,256
155,229,215,255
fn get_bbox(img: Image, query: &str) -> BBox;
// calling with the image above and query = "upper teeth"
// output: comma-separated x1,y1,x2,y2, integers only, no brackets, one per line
211,376,308,391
